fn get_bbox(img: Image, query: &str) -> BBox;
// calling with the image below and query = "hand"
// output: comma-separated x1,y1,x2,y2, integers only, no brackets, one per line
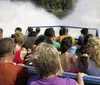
77,72,87,78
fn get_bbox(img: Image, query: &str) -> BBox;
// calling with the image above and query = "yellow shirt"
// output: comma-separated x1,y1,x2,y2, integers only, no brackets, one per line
60,35,75,45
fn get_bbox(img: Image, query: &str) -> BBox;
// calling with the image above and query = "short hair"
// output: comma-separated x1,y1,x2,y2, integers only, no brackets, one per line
0,38,15,57
0,28,3,34
14,32,25,46
36,27,40,34
81,28,88,35
32,43,63,77
28,31,37,37
15,27,22,32
44,28,55,37
28,27,33,33
88,37,100,67
59,27,68,36
35,35,52,45
60,37,72,54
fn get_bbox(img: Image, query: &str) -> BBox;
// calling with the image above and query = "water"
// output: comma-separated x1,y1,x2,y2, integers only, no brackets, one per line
61,0,100,29
0,1,60,37
0,0,100,37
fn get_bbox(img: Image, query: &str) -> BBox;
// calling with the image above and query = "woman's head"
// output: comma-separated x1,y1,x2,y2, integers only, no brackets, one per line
60,37,72,54
59,27,68,36
44,28,55,38
88,36,100,67
14,32,25,46
32,43,63,78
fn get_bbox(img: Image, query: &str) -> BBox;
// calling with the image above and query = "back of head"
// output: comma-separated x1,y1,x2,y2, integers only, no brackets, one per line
84,34,93,44
61,37,72,54
15,27,22,32
0,38,15,57
59,26,68,36
28,27,33,33
32,43,63,77
88,36,100,67
81,28,88,35
44,28,55,38
14,32,25,46
28,31,37,37
36,27,40,34
35,35,52,45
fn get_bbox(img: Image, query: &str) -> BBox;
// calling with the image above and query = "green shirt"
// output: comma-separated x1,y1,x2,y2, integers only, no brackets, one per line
52,41,60,50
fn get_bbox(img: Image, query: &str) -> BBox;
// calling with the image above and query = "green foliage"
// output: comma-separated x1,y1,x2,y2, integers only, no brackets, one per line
33,0,72,10
32,0,73,18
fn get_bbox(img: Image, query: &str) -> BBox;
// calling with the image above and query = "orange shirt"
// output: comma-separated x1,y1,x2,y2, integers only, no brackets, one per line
60,35,75,45
0,63,30,85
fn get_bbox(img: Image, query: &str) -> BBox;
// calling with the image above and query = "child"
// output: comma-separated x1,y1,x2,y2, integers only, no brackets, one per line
28,43,86,85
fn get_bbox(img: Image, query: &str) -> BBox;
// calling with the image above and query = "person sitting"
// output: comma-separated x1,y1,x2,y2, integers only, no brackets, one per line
27,27,37,37
79,34,93,54
84,36,100,77
0,38,30,85
60,37,79,73
58,26,75,45
0,28,3,40
28,43,86,85
11,27,22,39
78,28,88,46
23,31,37,49
24,35,52,65
13,32,27,64
44,27,60,50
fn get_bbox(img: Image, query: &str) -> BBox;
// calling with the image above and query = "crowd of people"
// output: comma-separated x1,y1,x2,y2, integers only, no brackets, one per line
0,26,99,85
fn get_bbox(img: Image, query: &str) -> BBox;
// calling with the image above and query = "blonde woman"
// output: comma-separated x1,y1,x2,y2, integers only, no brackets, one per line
28,43,86,85
13,32,27,64
86,36,100,76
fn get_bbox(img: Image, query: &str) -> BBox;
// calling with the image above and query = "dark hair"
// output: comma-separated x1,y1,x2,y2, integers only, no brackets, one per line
28,31,37,37
0,38,15,57
81,28,88,35
15,27,22,32
59,27,68,36
84,34,93,44
0,28,3,34
28,27,33,33
44,28,55,38
60,37,72,54
36,27,40,34
35,35,53,45
11,34,15,39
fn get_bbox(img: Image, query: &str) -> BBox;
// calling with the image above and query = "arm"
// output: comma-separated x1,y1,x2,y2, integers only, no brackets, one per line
20,48,28,60
76,73,87,85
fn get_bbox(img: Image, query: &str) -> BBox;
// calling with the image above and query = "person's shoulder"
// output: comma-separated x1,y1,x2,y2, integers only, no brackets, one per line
56,77,76,85
53,41,60,49
53,41,60,45
28,75,40,85
65,78,76,85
